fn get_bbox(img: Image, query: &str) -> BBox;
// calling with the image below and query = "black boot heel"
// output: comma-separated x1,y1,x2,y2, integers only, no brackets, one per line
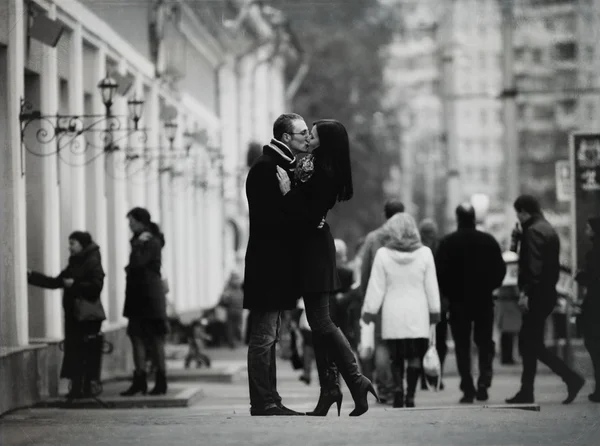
336,395,342,416
367,382,380,403
307,388,343,416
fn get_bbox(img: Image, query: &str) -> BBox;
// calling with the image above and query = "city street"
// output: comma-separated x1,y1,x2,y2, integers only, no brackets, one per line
1,347,599,446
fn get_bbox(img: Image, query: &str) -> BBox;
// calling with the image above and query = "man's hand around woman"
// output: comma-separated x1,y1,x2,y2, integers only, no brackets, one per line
276,166,291,195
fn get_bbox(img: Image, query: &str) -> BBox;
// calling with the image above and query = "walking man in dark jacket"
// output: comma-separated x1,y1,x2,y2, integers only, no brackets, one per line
243,113,311,416
436,203,506,403
506,195,585,404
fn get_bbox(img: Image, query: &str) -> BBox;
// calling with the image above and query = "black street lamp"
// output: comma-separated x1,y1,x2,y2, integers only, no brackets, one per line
97,74,118,116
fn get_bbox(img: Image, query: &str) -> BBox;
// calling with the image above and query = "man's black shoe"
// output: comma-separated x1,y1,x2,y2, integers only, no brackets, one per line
459,394,474,404
476,388,489,402
277,403,305,415
563,376,585,405
251,406,303,416
505,392,534,404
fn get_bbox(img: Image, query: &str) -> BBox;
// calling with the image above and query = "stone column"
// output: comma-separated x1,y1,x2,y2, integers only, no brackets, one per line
159,131,176,311
172,114,189,312
0,0,29,346
105,60,130,324
25,4,63,339
58,23,86,256
85,45,110,318
145,81,160,218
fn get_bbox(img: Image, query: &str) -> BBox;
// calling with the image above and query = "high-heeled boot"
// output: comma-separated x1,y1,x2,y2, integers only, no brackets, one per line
120,370,148,396
325,328,379,417
149,370,168,395
307,333,342,416
405,367,419,408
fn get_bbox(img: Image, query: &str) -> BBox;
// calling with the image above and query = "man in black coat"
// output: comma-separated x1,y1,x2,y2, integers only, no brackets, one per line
243,113,312,416
506,195,585,404
436,203,506,403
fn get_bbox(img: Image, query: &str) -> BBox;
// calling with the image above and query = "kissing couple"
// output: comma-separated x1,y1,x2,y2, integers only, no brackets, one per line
243,113,379,416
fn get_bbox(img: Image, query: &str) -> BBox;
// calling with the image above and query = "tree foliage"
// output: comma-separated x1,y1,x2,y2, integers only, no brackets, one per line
275,0,400,254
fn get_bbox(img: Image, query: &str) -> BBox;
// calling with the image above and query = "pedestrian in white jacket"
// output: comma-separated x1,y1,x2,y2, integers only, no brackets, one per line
361,212,441,408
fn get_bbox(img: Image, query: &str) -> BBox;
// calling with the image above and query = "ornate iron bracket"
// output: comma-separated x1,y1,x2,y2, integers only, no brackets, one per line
19,98,148,169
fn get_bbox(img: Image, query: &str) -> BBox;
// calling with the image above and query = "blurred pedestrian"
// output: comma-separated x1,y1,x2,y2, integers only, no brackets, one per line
418,218,447,390
333,239,355,345
359,199,405,403
27,231,106,399
219,271,244,349
120,207,169,397
436,203,506,404
576,216,600,402
506,195,585,404
361,213,441,408
494,251,522,365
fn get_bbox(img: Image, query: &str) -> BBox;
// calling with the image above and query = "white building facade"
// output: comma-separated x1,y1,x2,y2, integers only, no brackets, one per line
0,0,300,414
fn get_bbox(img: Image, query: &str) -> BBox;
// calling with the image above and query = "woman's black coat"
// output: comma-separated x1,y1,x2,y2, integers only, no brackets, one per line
280,153,341,296
28,242,106,322
123,232,167,320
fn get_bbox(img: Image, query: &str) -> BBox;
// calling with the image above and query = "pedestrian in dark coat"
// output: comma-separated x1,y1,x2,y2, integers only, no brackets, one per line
120,207,169,397
506,194,585,404
276,119,377,417
28,231,106,398
436,204,506,403
244,113,312,416
576,216,600,402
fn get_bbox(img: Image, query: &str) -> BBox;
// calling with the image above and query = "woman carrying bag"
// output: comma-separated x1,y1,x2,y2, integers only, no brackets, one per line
360,213,441,408
28,231,106,399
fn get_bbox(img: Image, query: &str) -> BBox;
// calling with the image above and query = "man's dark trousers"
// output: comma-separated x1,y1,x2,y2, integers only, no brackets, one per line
450,302,495,396
247,310,282,412
518,308,578,395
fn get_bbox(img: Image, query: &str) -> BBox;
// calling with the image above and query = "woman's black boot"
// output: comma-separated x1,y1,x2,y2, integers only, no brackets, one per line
149,370,168,395
307,334,343,416
405,367,419,408
325,328,379,417
120,370,147,396
391,360,405,408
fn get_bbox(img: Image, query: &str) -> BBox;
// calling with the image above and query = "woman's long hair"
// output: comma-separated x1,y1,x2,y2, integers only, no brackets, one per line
313,119,353,202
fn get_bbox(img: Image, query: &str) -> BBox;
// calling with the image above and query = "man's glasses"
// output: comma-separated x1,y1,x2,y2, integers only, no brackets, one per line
289,130,309,137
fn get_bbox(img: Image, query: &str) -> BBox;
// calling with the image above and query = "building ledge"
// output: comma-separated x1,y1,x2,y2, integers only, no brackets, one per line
0,344,47,359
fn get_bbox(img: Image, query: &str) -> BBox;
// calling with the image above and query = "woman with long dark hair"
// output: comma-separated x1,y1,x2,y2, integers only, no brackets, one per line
276,119,378,417
576,216,600,402
120,207,169,396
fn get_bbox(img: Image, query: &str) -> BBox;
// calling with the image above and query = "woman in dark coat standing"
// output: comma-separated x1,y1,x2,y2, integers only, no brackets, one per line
576,216,600,402
28,231,106,398
120,207,169,396
276,119,378,417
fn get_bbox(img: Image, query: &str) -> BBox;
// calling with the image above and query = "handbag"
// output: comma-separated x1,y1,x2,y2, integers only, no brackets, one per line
422,325,441,390
73,296,106,322
358,319,375,360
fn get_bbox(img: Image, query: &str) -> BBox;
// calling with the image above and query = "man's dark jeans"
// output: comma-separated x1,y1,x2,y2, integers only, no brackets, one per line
450,302,495,395
519,310,578,395
247,310,282,412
